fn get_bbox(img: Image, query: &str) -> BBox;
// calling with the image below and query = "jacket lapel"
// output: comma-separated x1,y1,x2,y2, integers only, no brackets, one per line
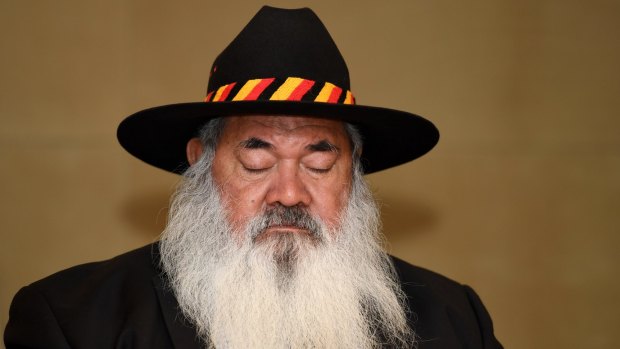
152,275,204,349
150,242,204,349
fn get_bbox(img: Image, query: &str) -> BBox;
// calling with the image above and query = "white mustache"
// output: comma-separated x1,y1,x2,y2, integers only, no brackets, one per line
249,204,323,242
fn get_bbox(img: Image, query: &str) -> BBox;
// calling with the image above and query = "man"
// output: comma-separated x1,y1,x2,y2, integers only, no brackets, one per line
5,6,503,349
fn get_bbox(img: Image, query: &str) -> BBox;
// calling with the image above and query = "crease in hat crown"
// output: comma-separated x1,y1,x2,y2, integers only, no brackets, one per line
117,5,439,175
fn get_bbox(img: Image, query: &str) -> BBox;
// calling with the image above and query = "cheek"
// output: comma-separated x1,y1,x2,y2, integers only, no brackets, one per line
312,179,351,228
212,174,267,230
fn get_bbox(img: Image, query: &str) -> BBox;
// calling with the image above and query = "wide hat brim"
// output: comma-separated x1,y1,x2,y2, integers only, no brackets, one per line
118,6,439,174
118,100,438,175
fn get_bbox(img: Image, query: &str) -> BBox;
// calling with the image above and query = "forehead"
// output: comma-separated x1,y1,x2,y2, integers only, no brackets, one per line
219,115,349,145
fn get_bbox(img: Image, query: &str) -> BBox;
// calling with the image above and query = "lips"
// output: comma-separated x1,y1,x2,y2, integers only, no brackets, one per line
265,225,309,233
249,204,322,241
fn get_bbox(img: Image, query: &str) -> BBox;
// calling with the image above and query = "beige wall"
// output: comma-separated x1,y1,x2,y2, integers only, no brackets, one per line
1,1,619,348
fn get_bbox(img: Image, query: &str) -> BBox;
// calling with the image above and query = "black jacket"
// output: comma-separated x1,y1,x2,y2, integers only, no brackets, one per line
5,243,503,348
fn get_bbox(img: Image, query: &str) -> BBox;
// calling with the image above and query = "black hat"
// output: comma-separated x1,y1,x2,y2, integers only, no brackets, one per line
117,6,439,174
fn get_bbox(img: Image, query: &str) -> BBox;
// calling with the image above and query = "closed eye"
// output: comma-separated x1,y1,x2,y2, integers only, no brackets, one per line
307,167,331,174
243,166,270,174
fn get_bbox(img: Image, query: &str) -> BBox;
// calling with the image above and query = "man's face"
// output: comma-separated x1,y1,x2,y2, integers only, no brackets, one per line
166,115,412,348
210,115,353,238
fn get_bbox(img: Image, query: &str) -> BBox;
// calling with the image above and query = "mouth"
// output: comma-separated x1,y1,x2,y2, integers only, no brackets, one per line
248,204,322,243
255,225,311,241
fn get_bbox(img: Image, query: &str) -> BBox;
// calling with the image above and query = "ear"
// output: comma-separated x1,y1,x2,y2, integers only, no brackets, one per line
186,138,204,166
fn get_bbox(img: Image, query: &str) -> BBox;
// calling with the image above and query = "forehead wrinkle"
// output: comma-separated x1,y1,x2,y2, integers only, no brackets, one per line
246,116,346,135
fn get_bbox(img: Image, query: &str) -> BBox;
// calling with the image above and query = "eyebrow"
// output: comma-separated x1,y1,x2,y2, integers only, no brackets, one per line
239,137,272,149
238,137,339,153
307,140,339,153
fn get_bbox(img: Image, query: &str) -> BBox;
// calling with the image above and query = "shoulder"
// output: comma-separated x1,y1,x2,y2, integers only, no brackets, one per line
28,243,159,294
5,243,173,348
390,256,473,307
20,243,163,321
14,243,162,314
390,256,503,348
390,256,474,325
391,255,464,289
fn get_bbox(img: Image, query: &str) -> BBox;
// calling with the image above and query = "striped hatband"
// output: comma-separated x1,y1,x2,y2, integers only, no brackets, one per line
205,77,355,105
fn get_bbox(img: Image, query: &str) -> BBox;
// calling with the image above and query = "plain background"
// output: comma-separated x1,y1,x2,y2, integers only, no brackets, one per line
1,1,619,348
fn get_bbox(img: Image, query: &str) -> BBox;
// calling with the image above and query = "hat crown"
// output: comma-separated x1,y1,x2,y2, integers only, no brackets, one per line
207,6,350,93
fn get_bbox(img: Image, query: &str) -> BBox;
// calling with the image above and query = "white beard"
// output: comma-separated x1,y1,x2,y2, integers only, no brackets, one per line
159,149,414,348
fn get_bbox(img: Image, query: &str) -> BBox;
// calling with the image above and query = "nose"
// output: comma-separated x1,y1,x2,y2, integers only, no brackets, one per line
265,162,311,208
